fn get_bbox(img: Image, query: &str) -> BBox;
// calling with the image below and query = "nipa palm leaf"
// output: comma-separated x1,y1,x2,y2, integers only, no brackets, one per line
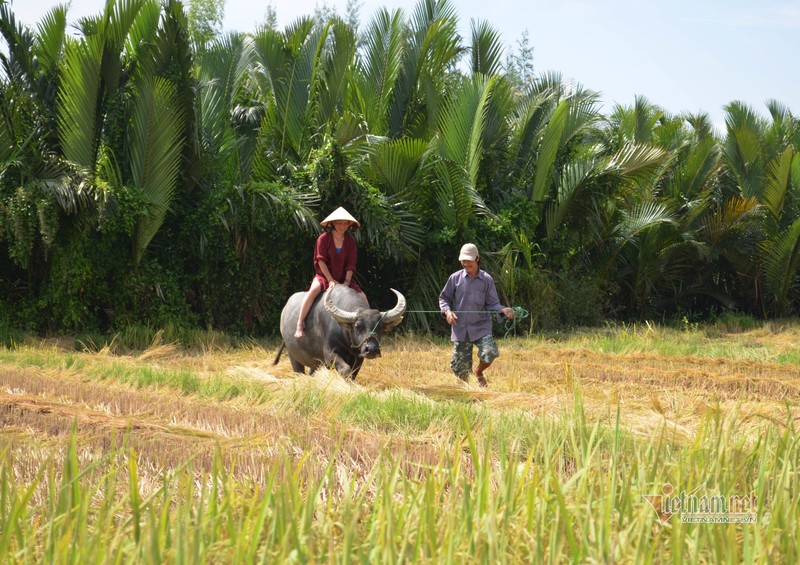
760,146,794,230
353,8,405,134
57,37,103,169
129,76,186,263
469,19,503,77
760,218,800,315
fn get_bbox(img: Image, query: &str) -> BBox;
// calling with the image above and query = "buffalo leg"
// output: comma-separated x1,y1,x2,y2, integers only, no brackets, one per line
332,357,354,378
348,358,364,380
322,346,352,378
289,356,306,375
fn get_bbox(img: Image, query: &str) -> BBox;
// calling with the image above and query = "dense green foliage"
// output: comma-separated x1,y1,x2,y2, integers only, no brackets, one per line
1,0,798,336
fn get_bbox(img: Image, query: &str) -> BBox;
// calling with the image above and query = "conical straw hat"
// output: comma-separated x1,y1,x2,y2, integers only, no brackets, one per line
320,206,360,228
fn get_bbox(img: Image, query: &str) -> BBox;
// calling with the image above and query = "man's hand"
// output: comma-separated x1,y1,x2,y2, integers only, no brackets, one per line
501,307,515,319
445,310,458,326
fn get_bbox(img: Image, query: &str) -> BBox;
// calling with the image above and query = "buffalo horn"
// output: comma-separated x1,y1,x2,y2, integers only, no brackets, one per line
324,288,359,324
380,288,406,323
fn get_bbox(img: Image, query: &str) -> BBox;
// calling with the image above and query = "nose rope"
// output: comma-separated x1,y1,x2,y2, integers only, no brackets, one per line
370,311,387,335
351,311,387,350
403,307,530,337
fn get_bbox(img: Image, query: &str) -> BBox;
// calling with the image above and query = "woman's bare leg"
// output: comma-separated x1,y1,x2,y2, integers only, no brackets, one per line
295,280,323,338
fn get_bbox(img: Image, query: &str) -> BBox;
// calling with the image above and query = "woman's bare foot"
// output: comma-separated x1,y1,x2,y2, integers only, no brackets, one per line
294,323,304,339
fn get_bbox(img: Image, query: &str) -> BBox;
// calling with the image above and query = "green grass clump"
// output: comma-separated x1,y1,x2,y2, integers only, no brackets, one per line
712,311,763,333
338,391,465,434
554,322,800,365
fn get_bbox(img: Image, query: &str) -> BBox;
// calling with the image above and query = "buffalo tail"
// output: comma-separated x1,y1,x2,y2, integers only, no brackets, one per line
273,341,285,365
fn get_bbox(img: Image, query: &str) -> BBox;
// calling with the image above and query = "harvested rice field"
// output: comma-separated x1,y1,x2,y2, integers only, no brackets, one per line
1,321,799,562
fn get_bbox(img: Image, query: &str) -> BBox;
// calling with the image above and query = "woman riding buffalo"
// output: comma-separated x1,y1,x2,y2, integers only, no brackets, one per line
294,207,368,339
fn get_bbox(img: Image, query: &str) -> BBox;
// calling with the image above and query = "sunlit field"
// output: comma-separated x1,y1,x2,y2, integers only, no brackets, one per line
1,320,799,562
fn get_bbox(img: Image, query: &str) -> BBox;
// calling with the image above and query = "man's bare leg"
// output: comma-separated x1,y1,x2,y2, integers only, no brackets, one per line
474,360,491,387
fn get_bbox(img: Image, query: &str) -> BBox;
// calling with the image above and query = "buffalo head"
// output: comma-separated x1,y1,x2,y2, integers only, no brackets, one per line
324,288,406,359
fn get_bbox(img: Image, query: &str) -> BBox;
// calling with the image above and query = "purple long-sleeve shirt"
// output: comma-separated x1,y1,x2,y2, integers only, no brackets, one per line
438,269,504,342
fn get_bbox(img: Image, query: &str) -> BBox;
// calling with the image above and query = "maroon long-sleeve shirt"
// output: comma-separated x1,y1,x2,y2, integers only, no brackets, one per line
312,231,363,293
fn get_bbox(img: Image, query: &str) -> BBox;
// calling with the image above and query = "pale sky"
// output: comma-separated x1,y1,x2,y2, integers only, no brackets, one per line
7,0,800,130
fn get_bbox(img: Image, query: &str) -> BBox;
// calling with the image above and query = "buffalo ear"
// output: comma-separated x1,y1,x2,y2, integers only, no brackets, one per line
381,316,403,333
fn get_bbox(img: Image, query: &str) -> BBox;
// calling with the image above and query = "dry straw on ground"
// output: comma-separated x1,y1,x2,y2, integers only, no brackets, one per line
2,326,798,478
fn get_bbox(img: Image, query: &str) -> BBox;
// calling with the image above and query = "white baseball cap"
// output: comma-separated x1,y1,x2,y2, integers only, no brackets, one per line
458,243,479,261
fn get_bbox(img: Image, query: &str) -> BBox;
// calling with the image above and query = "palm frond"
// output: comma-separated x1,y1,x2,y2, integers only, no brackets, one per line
469,19,503,76
529,98,568,202
129,76,186,263
508,90,557,182
57,37,103,169
535,71,567,97
0,93,13,163
364,137,431,196
765,99,791,124
37,160,93,214
335,112,381,148
682,111,716,141
125,0,161,57
389,0,462,137
723,125,764,199
562,87,603,145
724,100,767,134
633,95,663,144
544,158,599,239
760,146,793,230
33,3,67,74
431,158,460,228
410,0,458,38
481,76,514,148
436,74,497,188
352,8,405,134
667,136,720,201
760,218,800,315
606,142,669,185
316,18,356,126
0,3,35,80
617,201,676,240
700,196,759,247
430,158,491,230
98,0,149,91
226,182,319,235
251,18,319,160
198,32,251,155
679,189,715,233
354,195,424,261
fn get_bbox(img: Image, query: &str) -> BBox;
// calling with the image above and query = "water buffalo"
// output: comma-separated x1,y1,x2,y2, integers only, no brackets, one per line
274,285,406,378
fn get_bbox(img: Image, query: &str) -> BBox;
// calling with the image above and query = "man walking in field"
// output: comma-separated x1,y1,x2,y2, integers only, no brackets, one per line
439,243,515,387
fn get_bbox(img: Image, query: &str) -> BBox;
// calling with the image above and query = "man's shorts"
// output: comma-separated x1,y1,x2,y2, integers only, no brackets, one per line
450,335,499,376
